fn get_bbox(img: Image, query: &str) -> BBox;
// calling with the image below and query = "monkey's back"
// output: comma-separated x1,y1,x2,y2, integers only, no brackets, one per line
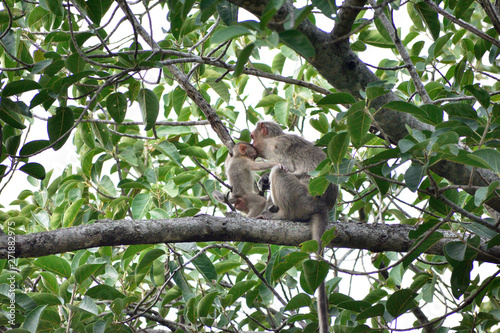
276,134,326,173
226,157,256,197
269,167,327,221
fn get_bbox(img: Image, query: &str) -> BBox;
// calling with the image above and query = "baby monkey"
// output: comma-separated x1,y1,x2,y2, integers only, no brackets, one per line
213,142,278,217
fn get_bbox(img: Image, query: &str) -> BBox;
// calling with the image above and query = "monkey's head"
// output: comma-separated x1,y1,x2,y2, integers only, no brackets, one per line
251,121,284,157
234,142,258,160
251,121,283,140
233,196,248,213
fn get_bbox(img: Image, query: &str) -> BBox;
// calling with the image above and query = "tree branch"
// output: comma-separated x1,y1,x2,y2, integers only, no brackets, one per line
115,0,235,151
2,216,499,263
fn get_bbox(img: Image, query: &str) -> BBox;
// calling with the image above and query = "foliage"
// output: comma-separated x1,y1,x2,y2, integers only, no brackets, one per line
0,0,498,332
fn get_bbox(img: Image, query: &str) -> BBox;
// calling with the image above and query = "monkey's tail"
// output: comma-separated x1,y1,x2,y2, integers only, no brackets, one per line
310,212,330,333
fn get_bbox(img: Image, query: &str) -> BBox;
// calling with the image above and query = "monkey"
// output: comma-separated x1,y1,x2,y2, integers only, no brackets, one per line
251,121,327,174
252,121,338,333
213,142,278,218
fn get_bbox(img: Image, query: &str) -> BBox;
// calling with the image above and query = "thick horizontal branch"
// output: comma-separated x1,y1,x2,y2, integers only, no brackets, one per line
1,215,498,264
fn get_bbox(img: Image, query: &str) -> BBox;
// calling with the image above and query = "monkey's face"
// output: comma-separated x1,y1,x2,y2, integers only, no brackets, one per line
245,144,258,160
250,126,266,157
234,197,248,213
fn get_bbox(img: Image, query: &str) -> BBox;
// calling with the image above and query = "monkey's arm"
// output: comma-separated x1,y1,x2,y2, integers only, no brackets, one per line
249,161,279,171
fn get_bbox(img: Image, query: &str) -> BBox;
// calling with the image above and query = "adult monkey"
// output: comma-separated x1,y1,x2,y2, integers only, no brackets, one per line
251,121,338,333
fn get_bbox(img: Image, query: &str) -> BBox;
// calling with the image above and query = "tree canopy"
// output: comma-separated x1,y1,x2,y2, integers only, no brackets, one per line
0,0,499,332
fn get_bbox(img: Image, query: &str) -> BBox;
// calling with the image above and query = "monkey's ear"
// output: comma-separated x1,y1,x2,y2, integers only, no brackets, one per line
260,122,268,135
239,143,247,155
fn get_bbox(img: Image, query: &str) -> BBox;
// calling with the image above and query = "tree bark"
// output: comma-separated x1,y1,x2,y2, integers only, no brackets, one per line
1,215,499,263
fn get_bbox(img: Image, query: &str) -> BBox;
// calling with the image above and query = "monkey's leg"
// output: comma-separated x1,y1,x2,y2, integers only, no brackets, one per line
244,194,267,218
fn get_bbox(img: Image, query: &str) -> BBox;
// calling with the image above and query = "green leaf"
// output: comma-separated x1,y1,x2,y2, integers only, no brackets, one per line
363,289,388,304
473,148,500,175
272,52,286,74
197,291,218,318
444,242,467,262
274,101,288,126
19,162,46,180
454,0,474,19
214,261,241,275
137,88,159,131
327,132,349,166
321,227,336,248
402,232,443,268
211,24,252,44
48,107,74,151
2,80,41,97
301,239,319,253
179,146,209,159
86,285,126,300
272,252,309,281
131,193,153,219
225,280,258,305
404,164,426,192
279,30,316,58
255,94,286,108
65,53,86,73
284,293,312,311
34,256,71,278
414,2,440,40
106,92,128,123
302,259,329,292
308,176,329,197
487,234,500,249
317,92,356,106
386,289,418,317
464,84,490,109
359,30,395,48
135,249,165,284
0,8,25,23
356,303,385,321
234,43,255,77
63,198,85,227
32,59,53,74
450,261,472,298
312,0,336,17
192,253,218,281
206,78,230,103
78,296,99,315
40,0,63,16
0,98,26,129
75,264,105,284
474,181,499,206
310,113,330,134
85,0,114,25
20,140,51,156
185,297,197,323
217,2,238,25
347,106,371,148
154,141,183,166
383,101,427,121
20,305,47,333
30,293,63,306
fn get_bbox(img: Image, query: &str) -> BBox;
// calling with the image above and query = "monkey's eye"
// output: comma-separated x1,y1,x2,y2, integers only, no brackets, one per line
250,133,254,139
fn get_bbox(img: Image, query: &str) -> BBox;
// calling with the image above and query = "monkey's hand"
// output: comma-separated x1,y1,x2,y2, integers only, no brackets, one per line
278,164,288,172
258,173,270,196
257,208,281,220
